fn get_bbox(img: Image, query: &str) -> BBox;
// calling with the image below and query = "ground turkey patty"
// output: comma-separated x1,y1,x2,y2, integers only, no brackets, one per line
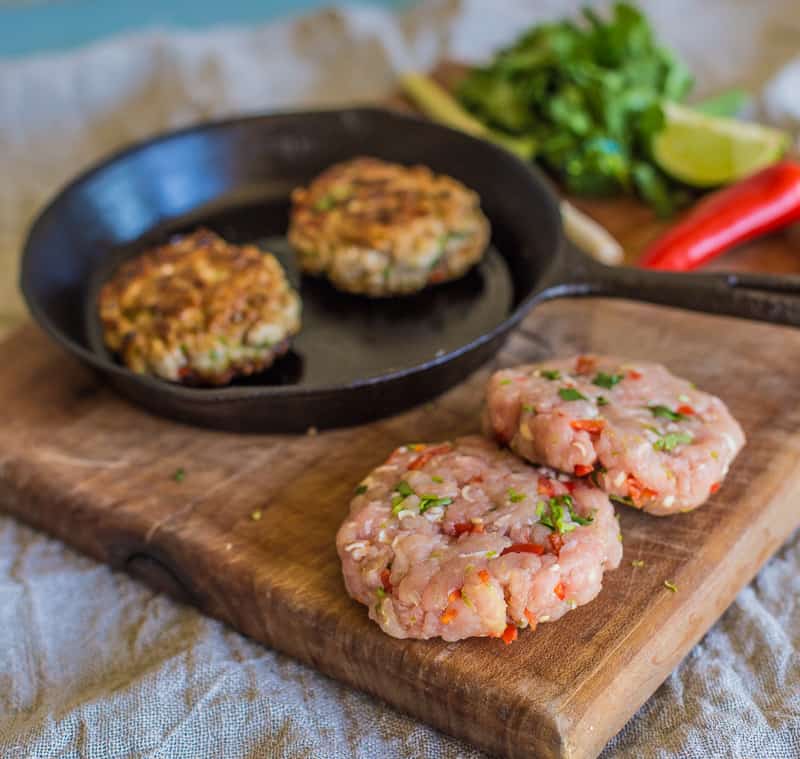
337,436,622,643
485,356,745,515
99,228,301,385
288,157,490,297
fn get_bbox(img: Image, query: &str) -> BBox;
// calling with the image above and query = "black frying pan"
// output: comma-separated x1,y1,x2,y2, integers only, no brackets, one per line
20,108,800,433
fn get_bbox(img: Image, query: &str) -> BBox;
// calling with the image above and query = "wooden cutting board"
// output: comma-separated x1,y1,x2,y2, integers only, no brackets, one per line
2,295,800,759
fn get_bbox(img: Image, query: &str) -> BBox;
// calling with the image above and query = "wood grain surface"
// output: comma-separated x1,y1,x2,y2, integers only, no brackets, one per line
2,296,800,759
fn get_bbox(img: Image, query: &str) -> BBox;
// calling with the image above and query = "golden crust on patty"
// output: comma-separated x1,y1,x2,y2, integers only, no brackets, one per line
98,229,301,385
288,157,490,297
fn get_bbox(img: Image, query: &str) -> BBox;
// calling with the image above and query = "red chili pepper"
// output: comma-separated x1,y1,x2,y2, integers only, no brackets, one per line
574,464,594,477
575,355,596,375
380,568,392,593
627,369,643,380
501,543,545,556
710,482,721,494
640,161,800,270
549,533,564,554
523,609,538,629
448,589,462,603
570,419,606,434
453,521,484,536
501,624,518,645
478,569,490,584
440,608,457,625
537,477,556,496
408,443,452,470
553,581,566,601
677,405,696,416
627,474,658,506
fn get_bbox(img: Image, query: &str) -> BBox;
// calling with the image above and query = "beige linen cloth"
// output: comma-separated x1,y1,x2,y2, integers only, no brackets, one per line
1,2,799,757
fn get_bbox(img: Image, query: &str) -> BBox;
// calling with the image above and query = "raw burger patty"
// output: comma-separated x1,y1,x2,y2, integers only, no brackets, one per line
336,436,622,642
484,355,745,515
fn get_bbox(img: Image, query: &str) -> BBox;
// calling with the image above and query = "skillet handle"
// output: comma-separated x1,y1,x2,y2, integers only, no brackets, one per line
538,243,800,328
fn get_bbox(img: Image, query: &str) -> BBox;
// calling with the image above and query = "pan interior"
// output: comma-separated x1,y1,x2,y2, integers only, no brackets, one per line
86,196,514,388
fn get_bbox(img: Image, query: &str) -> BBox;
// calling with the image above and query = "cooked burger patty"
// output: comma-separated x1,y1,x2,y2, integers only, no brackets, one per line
337,436,622,642
288,157,490,297
98,228,301,385
484,356,745,515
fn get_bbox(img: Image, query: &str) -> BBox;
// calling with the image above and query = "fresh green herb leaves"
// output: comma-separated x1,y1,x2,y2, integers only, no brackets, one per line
522,404,536,413
456,2,694,215
694,89,749,118
391,481,415,515
172,467,186,483
645,405,693,450
313,194,337,212
355,484,368,495
648,404,686,421
507,488,526,503
500,378,513,385
609,494,634,507
537,494,594,533
419,495,453,513
597,396,609,406
653,431,693,452
431,475,444,484
558,387,587,402
392,480,452,515
590,465,607,487
540,369,561,380
593,372,623,389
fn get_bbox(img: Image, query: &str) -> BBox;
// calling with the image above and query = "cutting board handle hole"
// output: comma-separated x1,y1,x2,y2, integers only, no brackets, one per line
124,552,195,605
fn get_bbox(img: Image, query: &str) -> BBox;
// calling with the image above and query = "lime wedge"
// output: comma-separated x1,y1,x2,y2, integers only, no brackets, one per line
653,102,790,187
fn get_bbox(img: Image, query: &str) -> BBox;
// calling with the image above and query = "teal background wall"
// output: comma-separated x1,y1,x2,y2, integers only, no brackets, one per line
0,0,410,58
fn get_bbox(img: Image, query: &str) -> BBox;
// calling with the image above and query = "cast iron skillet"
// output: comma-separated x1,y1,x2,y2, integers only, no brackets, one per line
20,108,800,433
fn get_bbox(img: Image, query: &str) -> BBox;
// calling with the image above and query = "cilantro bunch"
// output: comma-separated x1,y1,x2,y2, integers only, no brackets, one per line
457,2,694,215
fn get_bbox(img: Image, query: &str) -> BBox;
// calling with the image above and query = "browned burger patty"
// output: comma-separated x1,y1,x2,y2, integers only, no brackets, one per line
288,157,491,297
98,228,301,385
